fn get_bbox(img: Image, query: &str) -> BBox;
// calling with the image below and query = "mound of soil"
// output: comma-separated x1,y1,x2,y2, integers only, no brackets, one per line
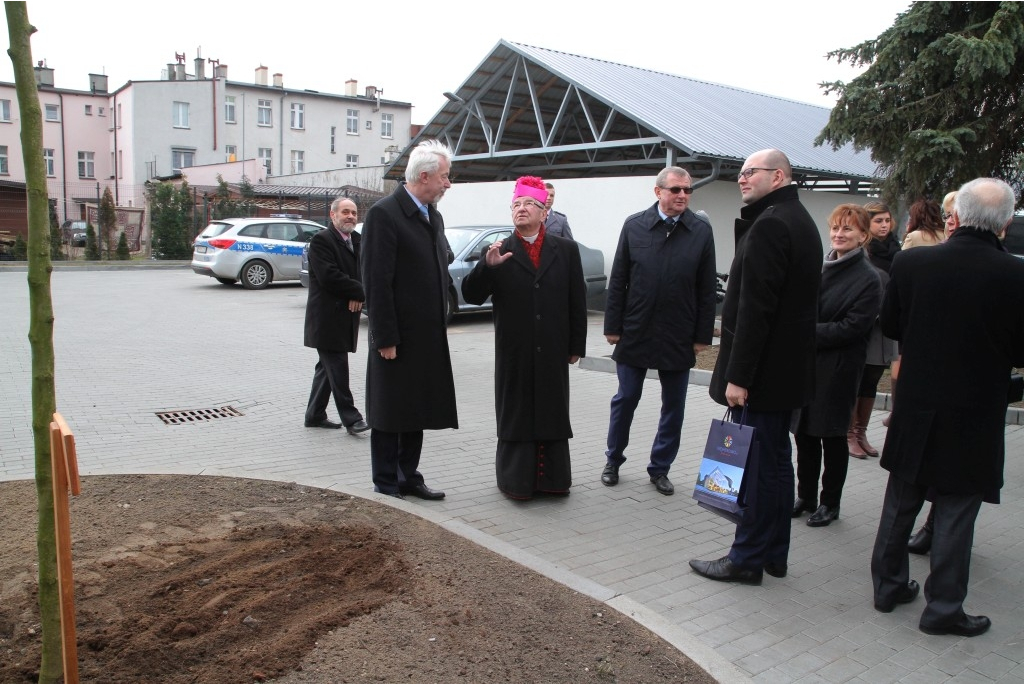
0,475,711,684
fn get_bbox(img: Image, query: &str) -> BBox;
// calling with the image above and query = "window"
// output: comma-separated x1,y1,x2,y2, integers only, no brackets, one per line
381,113,393,138
226,145,237,162
0,145,8,174
85,104,93,115
171,148,195,173
258,99,272,126
365,119,372,131
45,104,59,121
224,96,236,123
1,99,12,122
172,101,189,128
290,150,304,174
259,147,272,176
290,103,304,130
98,106,105,116
118,150,123,179
77,151,95,178
345,154,358,169
330,126,336,153
346,109,359,134
43,148,54,176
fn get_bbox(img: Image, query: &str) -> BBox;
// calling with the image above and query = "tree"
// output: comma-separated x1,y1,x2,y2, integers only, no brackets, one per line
13,233,27,259
48,202,63,261
99,186,117,259
816,2,1024,207
5,3,63,680
149,181,194,259
84,223,99,261
115,230,130,260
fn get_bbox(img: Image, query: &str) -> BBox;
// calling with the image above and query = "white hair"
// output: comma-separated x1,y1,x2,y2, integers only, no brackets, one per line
954,178,1016,234
405,140,453,184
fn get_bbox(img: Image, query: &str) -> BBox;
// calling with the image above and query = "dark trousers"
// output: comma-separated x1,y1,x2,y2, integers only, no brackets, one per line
795,433,849,507
370,429,425,495
728,408,794,570
605,363,689,477
305,350,363,427
871,475,983,628
857,363,887,399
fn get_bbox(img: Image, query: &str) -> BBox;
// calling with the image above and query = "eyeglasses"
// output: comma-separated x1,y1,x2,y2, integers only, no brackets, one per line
737,167,778,180
511,199,544,211
660,186,694,195
942,211,953,221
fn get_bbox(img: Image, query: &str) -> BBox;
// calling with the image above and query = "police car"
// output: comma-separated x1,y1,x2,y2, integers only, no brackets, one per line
191,216,324,289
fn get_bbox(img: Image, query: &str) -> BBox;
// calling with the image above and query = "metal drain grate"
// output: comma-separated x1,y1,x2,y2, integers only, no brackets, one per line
156,406,244,425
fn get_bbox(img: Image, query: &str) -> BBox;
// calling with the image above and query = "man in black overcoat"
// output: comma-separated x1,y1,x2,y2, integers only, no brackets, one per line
303,197,369,435
361,140,458,500
462,176,587,499
690,149,822,585
871,177,1024,637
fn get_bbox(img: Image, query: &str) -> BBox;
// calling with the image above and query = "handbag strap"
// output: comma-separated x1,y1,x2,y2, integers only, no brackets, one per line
724,405,749,427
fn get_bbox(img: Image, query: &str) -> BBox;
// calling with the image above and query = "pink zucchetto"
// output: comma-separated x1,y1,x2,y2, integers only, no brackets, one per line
512,176,548,205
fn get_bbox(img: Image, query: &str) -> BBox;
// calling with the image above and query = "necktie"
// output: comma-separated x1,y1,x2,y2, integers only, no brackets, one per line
664,217,675,237
343,236,353,252
420,205,429,221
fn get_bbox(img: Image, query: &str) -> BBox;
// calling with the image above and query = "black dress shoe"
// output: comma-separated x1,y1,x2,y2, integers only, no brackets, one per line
874,579,920,613
792,497,817,518
651,474,674,495
689,556,763,585
907,524,932,555
920,614,991,637
601,463,619,486
346,419,369,435
399,483,445,500
305,419,342,429
807,504,840,527
764,562,788,578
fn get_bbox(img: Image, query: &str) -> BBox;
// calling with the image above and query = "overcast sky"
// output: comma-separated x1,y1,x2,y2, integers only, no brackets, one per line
2,1,911,121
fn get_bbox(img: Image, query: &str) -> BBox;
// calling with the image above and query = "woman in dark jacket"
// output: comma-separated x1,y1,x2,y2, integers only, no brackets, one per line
848,201,900,458
793,204,882,527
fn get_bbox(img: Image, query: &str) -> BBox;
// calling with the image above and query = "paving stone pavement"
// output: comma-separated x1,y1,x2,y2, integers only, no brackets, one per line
2,268,1023,684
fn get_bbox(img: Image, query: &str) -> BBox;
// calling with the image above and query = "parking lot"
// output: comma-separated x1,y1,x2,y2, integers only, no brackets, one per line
2,267,1023,683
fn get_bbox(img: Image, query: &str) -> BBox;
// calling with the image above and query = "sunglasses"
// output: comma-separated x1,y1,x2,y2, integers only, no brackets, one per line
660,185,694,195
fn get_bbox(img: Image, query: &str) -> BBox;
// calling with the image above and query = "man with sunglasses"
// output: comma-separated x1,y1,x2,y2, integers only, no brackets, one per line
600,166,717,496
691,149,822,585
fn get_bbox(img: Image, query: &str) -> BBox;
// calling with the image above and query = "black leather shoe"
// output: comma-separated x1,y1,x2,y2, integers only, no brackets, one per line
792,497,817,518
764,562,788,578
400,483,445,500
305,419,342,429
874,579,920,613
601,463,619,486
807,504,840,527
689,556,763,585
907,524,932,555
651,474,674,495
346,419,369,435
920,614,991,637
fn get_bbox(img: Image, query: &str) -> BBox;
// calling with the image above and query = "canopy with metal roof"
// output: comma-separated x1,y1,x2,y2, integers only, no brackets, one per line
386,40,880,194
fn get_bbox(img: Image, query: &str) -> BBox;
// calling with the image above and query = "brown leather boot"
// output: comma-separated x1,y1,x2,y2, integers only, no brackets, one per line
848,413,867,459
855,397,879,457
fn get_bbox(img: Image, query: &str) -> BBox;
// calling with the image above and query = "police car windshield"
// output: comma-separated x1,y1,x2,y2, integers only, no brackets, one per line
198,222,234,239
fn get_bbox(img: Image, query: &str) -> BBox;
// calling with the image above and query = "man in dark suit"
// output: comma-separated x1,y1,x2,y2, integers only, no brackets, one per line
600,166,717,496
303,197,369,436
543,182,574,240
871,177,1024,637
690,149,822,585
361,139,459,500
461,176,587,500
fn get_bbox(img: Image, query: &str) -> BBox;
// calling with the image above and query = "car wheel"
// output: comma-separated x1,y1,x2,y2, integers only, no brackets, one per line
215,277,236,285
445,290,458,325
240,260,271,290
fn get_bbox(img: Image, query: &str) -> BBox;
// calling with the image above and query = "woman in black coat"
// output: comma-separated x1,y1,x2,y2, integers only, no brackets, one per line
793,204,882,527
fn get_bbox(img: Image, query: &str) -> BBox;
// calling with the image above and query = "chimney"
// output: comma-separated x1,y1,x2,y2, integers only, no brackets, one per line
255,65,268,86
89,73,108,93
175,63,186,81
273,72,283,88
166,63,176,81
34,62,55,87
365,85,378,99
345,79,357,97
194,57,205,80
216,64,229,79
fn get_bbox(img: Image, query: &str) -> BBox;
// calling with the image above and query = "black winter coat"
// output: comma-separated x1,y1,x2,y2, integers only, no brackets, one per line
604,205,716,370
710,185,822,410
880,228,1024,502
461,232,587,440
796,248,881,437
361,184,458,432
303,227,364,352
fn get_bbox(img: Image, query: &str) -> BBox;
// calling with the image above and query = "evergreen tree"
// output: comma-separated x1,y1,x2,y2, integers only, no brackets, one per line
816,2,1024,206
99,187,117,259
48,204,64,261
149,181,194,259
115,231,130,260
84,223,100,260
13,233,28,260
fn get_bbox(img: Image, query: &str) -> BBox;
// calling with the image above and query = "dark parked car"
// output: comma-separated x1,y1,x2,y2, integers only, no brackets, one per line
300,224,607,323
61,220,88,247
1004,215,1024,259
